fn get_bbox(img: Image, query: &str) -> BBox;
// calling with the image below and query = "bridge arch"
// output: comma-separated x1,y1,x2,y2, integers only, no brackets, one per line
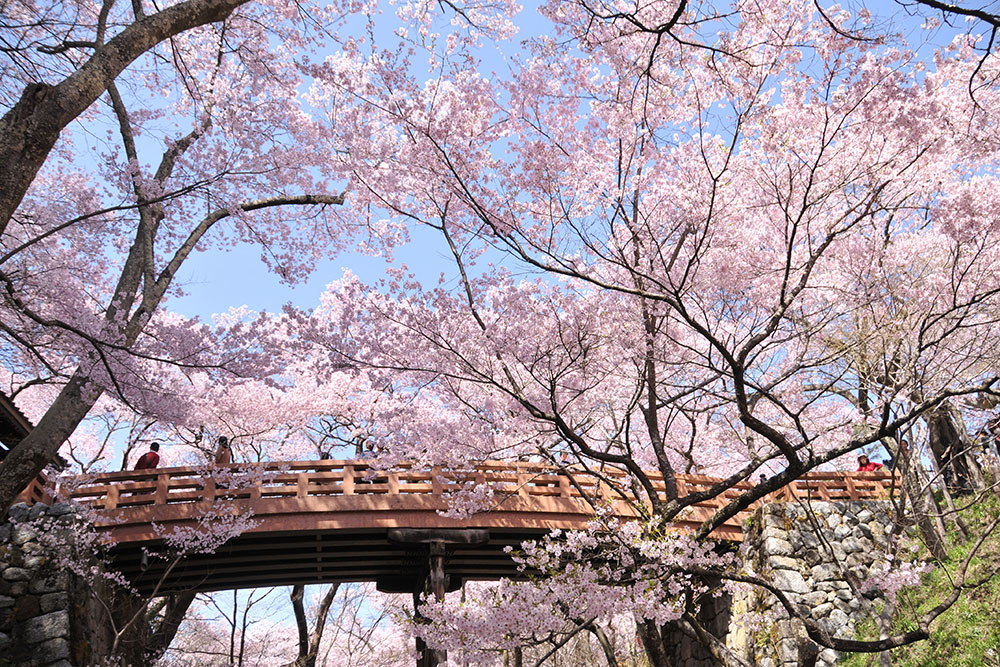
22,461,893,595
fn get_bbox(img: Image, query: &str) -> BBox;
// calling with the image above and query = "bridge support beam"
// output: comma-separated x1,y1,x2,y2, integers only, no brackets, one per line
413,542,448,667
388,529,489,667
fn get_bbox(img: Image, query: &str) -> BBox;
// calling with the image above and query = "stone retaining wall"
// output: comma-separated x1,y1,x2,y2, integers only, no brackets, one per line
0,503,111,667
730,500,893,666
660,582,734,666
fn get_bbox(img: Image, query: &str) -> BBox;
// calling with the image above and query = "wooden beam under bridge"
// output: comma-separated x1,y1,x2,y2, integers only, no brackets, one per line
387,529,491,667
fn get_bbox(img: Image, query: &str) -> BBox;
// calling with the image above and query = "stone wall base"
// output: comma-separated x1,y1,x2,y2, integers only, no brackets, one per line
0,503,115,667
728,500,893,667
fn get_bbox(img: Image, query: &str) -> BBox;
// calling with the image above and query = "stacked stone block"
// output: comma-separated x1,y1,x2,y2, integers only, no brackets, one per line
732,500,893,667
660,583,733,667
0,503,109,667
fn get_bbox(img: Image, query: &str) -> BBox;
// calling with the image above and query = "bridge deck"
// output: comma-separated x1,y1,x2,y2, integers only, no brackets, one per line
26,462,893,594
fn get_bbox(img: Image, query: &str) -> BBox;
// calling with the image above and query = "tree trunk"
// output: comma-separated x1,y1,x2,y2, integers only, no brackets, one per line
636,619,674,667
585,622,621,667
230,590,238,667
83,582,196,667
290,585,310,664
898,448,948,560
143,592,197,665
0,371,101,510
926,405,981,494
282,583,339,667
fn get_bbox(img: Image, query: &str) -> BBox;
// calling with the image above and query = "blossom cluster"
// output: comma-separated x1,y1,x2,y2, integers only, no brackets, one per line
860,556,934,605
415,514,736,660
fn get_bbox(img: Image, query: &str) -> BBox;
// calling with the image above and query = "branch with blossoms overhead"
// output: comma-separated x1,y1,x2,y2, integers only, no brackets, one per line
293,0,1000,660
415,514,736,662
0,0,531,512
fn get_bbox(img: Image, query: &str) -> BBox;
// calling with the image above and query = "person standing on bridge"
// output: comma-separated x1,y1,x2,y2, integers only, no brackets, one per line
856,454,883,472
886,439,910,471
214,436,232,465
134,442,160,470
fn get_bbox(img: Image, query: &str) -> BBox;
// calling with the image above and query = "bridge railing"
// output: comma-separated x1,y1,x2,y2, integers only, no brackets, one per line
47,460,894,517
15,473,52,505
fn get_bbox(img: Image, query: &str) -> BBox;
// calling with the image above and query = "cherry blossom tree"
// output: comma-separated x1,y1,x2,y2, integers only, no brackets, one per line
310,584,412,667
162,588,292,666
0,0,528,509
161,583,411,666
6,0,1000,663
295,0,1000,661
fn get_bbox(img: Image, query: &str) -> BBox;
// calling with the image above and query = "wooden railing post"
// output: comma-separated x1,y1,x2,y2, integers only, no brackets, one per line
388,472,399,495
247,465,264,500
155,474,169,505
343,466,355,496
559,474,571,498
845,474,858,501
32,476,54,505
517,470,529,498
297,473,309,499
203,477,216,504
818,482,831,501
104,486,119,511
431,466,443,495
14,476,45,506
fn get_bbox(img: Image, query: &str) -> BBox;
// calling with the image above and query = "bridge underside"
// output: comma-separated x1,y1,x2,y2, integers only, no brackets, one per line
95,492,672,595
60,464,888,597
111,527,549,595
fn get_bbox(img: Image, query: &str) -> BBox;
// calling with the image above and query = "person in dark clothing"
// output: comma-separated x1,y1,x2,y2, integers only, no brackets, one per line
886,439,909,471
982,418,1000,460
134,442,161,470
214,436,232,465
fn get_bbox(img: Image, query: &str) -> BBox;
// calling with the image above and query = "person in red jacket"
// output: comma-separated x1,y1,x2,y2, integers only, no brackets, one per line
134,442,160,470
856,454,883,472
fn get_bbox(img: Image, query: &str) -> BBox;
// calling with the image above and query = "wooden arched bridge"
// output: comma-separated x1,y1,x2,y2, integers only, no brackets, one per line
21,461,892,596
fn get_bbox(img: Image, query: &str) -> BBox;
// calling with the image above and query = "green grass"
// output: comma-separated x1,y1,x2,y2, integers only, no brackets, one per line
843,493,1000,667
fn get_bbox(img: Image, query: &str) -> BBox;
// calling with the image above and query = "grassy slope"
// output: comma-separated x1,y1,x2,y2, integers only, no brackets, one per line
843,494,1000,667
